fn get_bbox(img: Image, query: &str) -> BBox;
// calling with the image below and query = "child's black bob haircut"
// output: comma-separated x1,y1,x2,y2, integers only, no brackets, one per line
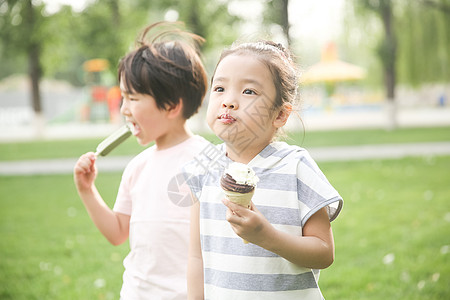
118,22,208,119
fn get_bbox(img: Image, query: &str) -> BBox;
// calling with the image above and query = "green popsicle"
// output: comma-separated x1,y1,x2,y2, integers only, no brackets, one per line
95,124,132,156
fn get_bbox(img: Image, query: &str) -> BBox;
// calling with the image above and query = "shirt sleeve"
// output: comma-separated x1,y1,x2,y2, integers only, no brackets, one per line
296,150,343,226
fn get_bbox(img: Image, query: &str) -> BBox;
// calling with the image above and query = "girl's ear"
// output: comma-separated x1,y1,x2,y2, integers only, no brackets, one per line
166,99,184,119
273,103,292,128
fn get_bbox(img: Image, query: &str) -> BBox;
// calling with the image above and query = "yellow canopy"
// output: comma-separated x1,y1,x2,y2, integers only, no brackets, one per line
301,42,366,84
83,59,110,72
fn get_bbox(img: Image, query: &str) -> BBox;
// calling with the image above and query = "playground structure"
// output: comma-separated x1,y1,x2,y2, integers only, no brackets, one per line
81,59,121,123
301,42,367,110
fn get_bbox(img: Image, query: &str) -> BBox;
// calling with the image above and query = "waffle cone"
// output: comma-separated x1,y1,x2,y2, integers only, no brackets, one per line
223,189,253,244
223,190,254,208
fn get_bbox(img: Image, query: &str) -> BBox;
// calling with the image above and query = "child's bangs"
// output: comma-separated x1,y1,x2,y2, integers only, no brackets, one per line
119,55,154,97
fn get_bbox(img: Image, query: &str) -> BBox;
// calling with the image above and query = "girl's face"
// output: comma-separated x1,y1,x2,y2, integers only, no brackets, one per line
120,80,171,146
207,54,281,156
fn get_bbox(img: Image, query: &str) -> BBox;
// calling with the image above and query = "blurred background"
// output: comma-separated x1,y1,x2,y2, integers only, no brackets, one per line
0,0,449,140
1,1,449,299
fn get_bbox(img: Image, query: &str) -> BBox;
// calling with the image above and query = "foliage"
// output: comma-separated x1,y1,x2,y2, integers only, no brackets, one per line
397,0,450,85
262,0,291,45
345,0,450,88
147,0,242,72
0,0,241,86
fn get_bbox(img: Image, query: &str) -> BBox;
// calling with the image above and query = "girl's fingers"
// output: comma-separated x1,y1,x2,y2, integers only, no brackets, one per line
223,198,253,226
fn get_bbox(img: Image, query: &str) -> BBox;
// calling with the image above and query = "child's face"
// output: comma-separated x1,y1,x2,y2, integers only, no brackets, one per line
120,81,171,146
207,54,279,154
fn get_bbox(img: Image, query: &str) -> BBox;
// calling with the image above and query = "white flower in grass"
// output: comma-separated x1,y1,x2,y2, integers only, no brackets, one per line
382,253,395,265
67,207,77,217
441,245,449,255
400,271,410,282
39,261,51,271
94,278,106,288
53,265,63,276
444,213,450,223
417,280,426,290
431,273,440,282
423,190,433,201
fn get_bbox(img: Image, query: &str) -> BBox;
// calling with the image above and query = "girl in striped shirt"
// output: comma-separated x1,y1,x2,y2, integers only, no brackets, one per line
187,40,343,299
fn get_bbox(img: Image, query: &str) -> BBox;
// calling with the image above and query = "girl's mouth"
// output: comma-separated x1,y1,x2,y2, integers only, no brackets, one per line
218,113,236,124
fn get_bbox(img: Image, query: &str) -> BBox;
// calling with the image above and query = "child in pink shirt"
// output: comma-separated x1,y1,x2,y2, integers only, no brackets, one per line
74,22,209,299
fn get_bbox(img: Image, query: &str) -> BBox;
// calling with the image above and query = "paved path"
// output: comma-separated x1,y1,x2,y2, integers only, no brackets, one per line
1,141,450,176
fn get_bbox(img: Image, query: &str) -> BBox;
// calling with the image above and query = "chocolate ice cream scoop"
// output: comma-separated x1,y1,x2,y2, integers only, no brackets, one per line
220,174,255,194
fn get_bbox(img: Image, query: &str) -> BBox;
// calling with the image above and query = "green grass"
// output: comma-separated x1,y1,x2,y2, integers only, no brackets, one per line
1,155,449,299
1,126,449,298
0,126,449,161
0,172,128,299
318,156,450,299
287,126,450,148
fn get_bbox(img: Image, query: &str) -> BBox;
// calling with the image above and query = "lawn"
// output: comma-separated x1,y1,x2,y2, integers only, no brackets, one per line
0,126,449,161
319,155,450,299
1,155,449,299
0,172,127,299
0,126,449,299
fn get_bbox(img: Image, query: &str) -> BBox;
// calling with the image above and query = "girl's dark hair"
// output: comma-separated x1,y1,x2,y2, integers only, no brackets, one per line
212,40,299,114
118,22,208,119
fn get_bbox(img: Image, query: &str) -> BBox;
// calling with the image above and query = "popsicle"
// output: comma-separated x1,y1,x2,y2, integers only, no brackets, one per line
94,124,132,156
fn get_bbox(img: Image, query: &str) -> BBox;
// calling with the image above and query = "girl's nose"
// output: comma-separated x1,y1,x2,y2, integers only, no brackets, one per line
222,100,238,110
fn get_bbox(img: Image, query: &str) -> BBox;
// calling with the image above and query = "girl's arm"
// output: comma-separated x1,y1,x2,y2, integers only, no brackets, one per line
74,152,130,246
223,199,334,269
187,200,204,299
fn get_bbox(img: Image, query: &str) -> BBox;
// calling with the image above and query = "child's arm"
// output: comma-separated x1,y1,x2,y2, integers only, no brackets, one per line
74,152,130,246
223,199,334,269
187,200,204,299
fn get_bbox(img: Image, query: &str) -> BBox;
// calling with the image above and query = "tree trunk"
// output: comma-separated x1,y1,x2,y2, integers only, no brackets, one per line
109,0,120,27
380,0,398,129
29,43,42,114
281,0,291,46
26,0,44,138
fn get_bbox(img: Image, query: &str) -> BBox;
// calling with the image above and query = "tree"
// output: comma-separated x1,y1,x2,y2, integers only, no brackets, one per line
149,0,241,50
351,0,398,129
263,0,291,46
0,0,243,134
0,0,48,136
348,0,450,129
397,0,450,86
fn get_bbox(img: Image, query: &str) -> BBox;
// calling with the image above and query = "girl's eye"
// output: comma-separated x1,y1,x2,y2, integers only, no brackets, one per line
243,89,256,95
214,86,224,92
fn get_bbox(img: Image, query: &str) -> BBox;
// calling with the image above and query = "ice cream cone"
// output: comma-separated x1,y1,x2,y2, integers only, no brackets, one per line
223,190,254,244
220,162,259,244
223,190,254,208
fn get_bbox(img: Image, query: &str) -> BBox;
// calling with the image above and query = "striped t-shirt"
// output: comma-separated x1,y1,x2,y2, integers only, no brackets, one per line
185,141,343,299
